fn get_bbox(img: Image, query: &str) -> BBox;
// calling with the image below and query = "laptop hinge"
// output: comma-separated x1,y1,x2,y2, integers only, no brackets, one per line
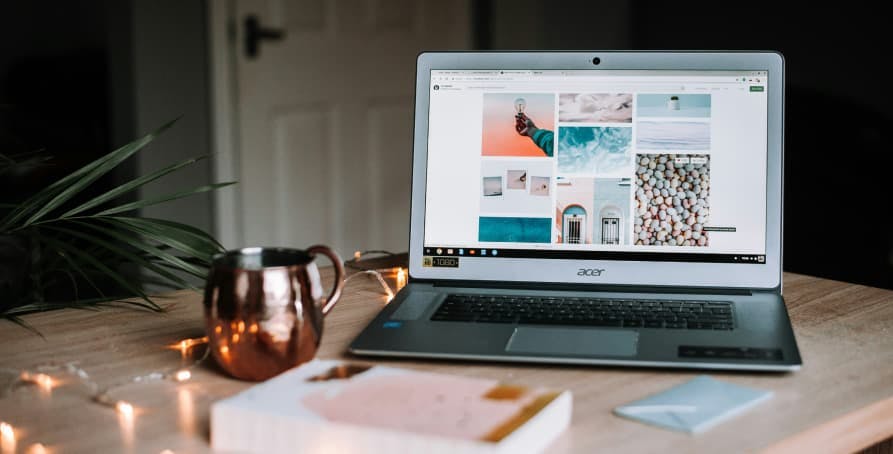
421,279,753,296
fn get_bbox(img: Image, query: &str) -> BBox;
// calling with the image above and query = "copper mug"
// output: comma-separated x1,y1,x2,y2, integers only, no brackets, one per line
203,246,345,381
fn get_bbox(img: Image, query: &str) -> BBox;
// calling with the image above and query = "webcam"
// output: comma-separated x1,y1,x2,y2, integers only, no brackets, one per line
592,57,601,65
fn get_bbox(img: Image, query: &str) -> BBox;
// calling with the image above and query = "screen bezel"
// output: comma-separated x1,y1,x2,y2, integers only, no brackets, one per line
409,52,783,290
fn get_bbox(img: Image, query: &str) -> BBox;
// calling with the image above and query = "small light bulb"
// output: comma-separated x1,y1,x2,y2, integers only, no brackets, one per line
219,345,229,354
249,323,259,334
1,422,15,451
116,401,134,416
175,370,191,382
396,268,407,290
34,373,53,391
231,333,240,343
514,97,527,114
237,321,245,333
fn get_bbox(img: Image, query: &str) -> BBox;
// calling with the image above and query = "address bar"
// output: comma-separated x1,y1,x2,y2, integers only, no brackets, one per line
463,84,689,91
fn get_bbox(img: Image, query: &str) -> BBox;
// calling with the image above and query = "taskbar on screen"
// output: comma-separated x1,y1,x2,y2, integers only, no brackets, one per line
423,247,766,264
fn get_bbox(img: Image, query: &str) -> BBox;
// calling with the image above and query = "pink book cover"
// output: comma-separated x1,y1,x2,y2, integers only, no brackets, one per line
211,359,572,451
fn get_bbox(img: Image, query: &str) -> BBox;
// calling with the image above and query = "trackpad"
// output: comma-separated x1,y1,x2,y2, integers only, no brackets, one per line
505,327,638,357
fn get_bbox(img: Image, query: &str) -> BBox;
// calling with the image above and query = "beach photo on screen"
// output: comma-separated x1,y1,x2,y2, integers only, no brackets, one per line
557,126,632,177
638,94,711,118
559,93,633,123
637,121,710,150
482,176,502,197
482,93,556,157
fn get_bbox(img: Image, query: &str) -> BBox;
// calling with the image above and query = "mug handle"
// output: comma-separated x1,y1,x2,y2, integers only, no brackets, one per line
307,245,345,316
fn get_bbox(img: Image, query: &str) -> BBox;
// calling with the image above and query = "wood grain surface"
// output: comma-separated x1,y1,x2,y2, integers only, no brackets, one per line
0,272,891,453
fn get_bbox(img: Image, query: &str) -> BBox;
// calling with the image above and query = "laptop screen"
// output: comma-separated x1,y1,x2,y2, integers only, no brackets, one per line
423,70,768,265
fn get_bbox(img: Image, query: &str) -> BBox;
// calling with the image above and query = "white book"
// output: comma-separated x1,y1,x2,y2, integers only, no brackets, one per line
211,359,572,454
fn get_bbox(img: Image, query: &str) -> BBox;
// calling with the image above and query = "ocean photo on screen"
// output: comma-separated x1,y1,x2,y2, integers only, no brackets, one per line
637,121,710,150
557,126,632,177
478,217,551,243
638,94,711,118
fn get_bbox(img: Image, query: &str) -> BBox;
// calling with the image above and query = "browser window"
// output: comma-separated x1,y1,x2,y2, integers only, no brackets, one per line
424,70,768,264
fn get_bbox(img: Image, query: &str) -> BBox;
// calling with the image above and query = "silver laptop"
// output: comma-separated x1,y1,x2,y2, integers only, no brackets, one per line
350,51,801,371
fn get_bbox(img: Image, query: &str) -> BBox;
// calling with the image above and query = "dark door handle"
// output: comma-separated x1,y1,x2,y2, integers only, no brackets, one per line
244,15,285,58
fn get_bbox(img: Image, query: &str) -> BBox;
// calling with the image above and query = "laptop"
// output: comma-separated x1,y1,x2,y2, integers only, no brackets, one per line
350,51,801,371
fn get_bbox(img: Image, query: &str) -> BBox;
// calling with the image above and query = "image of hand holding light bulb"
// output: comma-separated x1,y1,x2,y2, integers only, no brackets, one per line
513,97,554,157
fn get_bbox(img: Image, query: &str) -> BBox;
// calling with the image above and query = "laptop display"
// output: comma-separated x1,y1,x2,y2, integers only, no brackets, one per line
413,59,778,290
423,70,769,267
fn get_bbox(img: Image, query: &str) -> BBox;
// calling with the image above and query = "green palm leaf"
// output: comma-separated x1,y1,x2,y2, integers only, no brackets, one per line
95,182,235,216
58,155,209,219
102,217,223,259
51,222,206,280
1,118,178,230
37,232,161,311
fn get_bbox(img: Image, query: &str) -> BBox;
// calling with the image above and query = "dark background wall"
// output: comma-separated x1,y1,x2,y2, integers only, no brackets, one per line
2,1,889,290
0,0,212,232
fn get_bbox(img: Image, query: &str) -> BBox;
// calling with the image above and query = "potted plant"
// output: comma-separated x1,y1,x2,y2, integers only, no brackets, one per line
0,119,234,332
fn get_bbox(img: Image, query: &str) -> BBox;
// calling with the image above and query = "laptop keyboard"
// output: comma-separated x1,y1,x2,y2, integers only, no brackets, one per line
431,294,734,330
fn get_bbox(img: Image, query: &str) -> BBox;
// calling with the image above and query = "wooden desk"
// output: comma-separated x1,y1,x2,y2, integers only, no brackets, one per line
1,272,892,453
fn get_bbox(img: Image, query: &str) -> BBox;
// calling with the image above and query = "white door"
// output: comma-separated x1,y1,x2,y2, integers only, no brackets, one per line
212,0,470,255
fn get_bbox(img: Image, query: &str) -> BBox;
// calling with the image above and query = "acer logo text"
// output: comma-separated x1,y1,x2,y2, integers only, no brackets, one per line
577,268,605,276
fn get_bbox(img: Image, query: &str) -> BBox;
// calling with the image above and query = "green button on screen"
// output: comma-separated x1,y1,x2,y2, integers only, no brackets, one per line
750,86,765,92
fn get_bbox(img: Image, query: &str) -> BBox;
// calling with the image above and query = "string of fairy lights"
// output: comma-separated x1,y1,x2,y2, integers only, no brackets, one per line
0,251,406,453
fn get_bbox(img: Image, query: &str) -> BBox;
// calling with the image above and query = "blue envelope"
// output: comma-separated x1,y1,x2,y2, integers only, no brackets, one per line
614,375,773,434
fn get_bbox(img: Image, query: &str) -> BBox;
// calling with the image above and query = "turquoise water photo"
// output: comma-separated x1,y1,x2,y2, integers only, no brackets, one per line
478,217,551,243
557,126,632,176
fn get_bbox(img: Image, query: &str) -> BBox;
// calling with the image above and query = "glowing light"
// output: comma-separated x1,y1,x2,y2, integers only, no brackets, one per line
220,345,229,354
232,333,240,343
1,422,15,453
19,372,54,392
26,443,47,454
116,401,135,447
237,321,245,333
168,336,209,354
160,450,176,454
116,401,134,416
396,268,407,291
174,370,191,382
249,323,259,334
177,388,195,435
214,325,222,334
354,250,362,261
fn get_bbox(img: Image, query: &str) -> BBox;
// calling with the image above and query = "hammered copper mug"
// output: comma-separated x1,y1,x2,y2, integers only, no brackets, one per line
203,246,345,381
